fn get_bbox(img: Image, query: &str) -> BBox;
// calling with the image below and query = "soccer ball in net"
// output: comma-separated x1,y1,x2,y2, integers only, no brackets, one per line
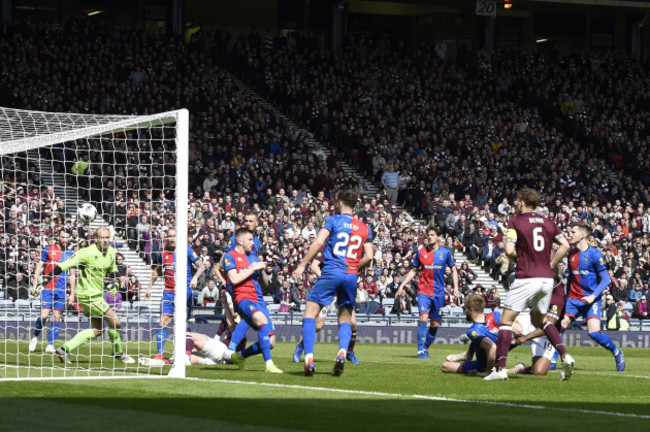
77,203,97,224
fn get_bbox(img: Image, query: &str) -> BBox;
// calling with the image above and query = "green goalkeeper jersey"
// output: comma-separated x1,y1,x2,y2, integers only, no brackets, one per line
58,243,117,298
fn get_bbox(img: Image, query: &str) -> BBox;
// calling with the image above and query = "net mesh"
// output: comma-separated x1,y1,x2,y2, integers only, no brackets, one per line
0,106,188,379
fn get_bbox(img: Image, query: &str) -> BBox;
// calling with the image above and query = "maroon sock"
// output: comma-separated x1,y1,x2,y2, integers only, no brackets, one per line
236,337,247,352
217,318,228,337
521,366,533,375
496,326,513,370
543,322,567,357
185,335,195,355
347,330,357,352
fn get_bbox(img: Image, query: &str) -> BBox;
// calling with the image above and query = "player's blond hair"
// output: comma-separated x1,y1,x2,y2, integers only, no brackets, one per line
464,294,486,312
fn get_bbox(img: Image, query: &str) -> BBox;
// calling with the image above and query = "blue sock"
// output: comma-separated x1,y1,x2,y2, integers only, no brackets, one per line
338,322,352,353
34,317,45,338
156,327,168,354
302,317,316,356
424,325,438,349
241,342,261,359
589,331,619,355
417,321,428,351
49,322,60,345
228,320,250,351
258,325,271,362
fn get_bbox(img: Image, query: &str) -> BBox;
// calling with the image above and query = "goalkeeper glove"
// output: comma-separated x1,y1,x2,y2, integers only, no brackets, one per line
106,280,118,297
32,277,50,297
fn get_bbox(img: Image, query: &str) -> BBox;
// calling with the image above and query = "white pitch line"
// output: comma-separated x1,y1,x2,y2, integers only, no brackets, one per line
185,377,650,420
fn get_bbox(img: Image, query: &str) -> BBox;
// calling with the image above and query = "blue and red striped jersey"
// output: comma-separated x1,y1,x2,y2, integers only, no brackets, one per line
222,250,263,306
321,214,371,274
41,245,73,291
567,246,608,300
411,245,455,297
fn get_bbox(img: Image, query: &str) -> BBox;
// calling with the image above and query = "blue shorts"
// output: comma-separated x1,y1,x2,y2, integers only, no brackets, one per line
41,289,65,312
308,270,358,310
461,348,488,374
417,294,444,322
236,299,276,335
565,298,601,321
161,290,194,318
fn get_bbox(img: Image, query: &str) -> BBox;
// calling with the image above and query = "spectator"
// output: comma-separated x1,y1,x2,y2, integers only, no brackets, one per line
633,296,649,319
198,279,220,306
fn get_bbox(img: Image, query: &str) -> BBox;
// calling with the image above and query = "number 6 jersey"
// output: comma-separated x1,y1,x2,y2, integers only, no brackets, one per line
321,214,372,275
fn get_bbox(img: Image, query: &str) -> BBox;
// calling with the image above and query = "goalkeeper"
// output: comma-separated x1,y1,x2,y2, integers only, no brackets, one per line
46,227,135,364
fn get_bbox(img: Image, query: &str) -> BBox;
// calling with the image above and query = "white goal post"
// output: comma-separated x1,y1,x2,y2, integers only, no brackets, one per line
0,107,189,380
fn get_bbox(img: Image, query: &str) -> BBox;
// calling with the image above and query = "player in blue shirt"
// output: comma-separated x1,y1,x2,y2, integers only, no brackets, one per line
293,190,373,376
396,227,458,359
560,222,625,371
29,230,76,353
441,294,500,375
145,228,205,361
216,211,263,354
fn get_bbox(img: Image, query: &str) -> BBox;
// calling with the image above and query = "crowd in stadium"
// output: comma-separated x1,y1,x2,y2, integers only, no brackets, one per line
1,19,650,320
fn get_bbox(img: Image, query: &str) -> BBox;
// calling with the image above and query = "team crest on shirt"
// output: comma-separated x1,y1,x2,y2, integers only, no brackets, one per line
551,305,558,312
599,258,604,265
192,252,199,260
471,331,478,338
249,305,254,311
224,258,230,266
237,257,242,261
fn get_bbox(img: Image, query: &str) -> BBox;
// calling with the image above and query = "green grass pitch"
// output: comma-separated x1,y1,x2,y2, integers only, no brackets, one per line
1,342,649,431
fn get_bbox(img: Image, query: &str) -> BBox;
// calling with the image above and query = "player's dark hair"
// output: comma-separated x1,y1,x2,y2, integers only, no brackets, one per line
427,226,443,236
517,187,541,209
570,222,592,236
235,227,253,239
464,294,486,312
337,189,358,209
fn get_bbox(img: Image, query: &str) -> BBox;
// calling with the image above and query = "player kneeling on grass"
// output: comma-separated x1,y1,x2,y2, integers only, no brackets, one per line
46,228,134,364
442,295,524,376
140,332,227,367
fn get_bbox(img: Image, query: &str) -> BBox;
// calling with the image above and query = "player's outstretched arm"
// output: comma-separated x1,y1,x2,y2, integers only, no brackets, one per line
396,267,418,297
309,259,322,278
358,242,374,271
226,262,266,285
190,259,206,289
551,236,570,269
451,266,460,297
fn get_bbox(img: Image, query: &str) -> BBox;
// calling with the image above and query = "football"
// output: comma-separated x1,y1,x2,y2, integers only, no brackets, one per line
77,203,97,224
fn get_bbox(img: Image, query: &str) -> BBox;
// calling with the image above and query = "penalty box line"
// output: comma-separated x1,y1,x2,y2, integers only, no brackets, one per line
186,377,650,420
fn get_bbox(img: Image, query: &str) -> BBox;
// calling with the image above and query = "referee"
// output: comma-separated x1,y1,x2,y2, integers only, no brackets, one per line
381,162,399,205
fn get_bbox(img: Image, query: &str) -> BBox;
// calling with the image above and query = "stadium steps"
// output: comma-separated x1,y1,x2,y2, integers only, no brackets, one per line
229,75,502,299
26,149,163,312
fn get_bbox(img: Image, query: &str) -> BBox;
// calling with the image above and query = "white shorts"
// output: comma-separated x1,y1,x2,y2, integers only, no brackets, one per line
198,336,227,364
503,277,554,314
318,298,337,319
519,318,555,361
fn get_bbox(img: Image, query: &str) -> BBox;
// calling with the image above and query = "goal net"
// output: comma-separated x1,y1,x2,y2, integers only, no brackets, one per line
0,107,189,380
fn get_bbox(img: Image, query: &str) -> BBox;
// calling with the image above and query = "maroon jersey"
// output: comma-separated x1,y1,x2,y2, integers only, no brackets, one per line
506,211,564,279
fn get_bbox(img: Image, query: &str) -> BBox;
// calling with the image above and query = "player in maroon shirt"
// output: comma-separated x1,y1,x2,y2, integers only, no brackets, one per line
485,188,573,381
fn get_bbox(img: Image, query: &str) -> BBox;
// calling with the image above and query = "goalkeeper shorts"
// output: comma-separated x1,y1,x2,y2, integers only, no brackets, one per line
77,295,111,319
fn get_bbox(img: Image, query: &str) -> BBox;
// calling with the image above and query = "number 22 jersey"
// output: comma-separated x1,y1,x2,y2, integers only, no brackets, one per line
321,214,372,275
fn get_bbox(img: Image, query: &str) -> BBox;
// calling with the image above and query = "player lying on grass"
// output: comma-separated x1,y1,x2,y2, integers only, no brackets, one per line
140,331,228,367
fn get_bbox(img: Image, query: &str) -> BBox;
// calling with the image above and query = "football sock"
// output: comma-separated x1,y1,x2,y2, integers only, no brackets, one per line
241,342,262,358
108,328,123,356
424,325,438,349
217,318,227,337
417,321,428,351
302,317,316,361
34,317,45,338
236,337,247,352
64,329,96,352
589,331,618,355
156,327,168,354
49,321,60,345
258,325,272,362
338,322,352,353
543,322,567,357
227,320,249,351
495,325,512,370
347,331,357,352
185,334,195,355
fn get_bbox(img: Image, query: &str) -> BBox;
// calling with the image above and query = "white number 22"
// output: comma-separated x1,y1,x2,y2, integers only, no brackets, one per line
333,232,363,258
